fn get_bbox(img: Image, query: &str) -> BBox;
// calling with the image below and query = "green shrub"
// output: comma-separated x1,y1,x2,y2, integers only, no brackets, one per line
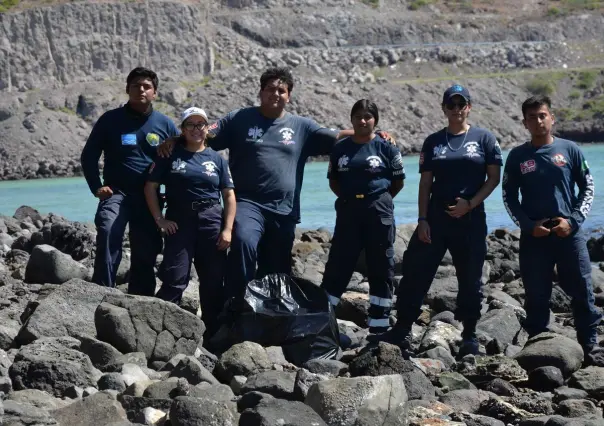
526,78,556,96
0,0,19,13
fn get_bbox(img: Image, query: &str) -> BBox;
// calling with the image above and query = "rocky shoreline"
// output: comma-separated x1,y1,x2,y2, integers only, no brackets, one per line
2,206,604,425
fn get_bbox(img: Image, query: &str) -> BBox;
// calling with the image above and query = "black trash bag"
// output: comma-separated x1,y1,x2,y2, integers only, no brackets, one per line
209,273,340,366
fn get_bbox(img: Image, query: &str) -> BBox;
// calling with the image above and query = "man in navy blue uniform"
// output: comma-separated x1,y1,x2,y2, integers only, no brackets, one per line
379,85,502,357
502,95,601,363
160,67,394,308
321,100,405,332
81,67,180,295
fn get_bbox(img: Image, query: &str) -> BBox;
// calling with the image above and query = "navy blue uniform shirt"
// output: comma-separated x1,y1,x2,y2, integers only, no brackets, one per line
207,107,339,221
327,136,405,199
148,143,234,206
81,104,180,195
420,126,502,208
502,137,594,233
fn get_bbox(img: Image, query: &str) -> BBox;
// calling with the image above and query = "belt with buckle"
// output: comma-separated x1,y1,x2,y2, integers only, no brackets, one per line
191,199,219,211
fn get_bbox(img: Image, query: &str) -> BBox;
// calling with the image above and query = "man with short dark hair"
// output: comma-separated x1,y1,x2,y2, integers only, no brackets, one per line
81,67,180,295
502,95,602,364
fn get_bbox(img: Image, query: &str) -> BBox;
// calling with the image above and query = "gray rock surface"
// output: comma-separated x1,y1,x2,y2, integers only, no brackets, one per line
24,244,89,284
95,293,204,365
9,336,102,397
305,375,408,426
17,279,121,345
51,391,128,426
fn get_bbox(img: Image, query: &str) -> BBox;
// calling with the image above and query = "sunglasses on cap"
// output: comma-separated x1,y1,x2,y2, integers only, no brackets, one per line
445,101,469,110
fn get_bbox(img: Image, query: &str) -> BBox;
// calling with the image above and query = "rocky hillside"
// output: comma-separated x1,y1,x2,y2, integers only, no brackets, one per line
1,0,604,179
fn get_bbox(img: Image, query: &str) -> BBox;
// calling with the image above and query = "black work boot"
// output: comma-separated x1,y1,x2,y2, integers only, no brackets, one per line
458,320,480,358
369,323,413,358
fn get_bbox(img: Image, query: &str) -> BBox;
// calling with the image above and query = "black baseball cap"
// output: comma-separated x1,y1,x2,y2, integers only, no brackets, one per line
442,84,471,104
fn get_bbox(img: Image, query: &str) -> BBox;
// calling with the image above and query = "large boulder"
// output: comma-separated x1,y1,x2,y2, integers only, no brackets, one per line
569,366,604,399
240,398,327,426
477,308,522,347
515,332,584,377
213,342,272,383
9,336,102,397
95,293,204,366
305,375,408,426
17,279,121,345
170,396,238,426
51,391,128,426
24,244,89,284
240,371,297,400
1,399,57,425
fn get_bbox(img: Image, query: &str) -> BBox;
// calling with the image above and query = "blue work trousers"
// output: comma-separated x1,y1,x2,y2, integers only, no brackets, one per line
395,206,487,330
92,192,162,295
321,192,396,330
156,203,226,336
225,200,297,305
520,229,602,350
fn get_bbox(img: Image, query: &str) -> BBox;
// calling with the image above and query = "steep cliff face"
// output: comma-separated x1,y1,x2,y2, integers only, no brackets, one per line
0,1,213,91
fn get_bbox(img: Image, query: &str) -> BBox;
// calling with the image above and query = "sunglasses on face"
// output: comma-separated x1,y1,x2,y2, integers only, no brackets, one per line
184,122,208,131
445,102,468,110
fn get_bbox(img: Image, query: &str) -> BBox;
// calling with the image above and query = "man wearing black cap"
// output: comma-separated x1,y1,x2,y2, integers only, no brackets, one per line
379,84,502,358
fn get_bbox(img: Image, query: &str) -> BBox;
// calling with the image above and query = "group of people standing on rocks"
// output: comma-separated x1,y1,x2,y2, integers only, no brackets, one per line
81,66,602,366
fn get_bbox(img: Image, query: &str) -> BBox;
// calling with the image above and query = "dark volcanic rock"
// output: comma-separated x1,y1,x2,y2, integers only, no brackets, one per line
9,336,101,397
17,279,121,345
349,342,415,377
95,293,204,366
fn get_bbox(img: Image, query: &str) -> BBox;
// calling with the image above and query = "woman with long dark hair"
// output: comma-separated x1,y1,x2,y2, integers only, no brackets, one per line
321,99,405,333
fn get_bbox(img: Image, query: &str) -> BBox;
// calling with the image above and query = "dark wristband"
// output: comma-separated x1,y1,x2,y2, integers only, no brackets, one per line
418,217,428,222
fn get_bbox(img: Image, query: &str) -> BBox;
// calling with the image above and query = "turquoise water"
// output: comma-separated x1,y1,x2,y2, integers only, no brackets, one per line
2,144,604,232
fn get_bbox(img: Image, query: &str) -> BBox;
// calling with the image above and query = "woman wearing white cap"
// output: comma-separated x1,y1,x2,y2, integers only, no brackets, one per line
145,107,236,338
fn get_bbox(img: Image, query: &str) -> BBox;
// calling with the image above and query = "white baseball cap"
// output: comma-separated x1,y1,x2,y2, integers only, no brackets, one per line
181,107,208,124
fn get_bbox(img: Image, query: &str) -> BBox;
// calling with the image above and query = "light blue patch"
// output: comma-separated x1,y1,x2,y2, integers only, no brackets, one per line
121,134,137,146
451,84,463,92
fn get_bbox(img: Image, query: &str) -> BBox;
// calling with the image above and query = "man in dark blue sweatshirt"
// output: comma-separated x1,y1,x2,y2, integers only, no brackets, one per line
502,95,601,363
81,67,180,295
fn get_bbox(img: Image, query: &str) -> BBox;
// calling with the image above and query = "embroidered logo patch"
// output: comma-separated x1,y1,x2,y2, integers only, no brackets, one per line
551,153,567,167
520,159,536,174
146,133,160,146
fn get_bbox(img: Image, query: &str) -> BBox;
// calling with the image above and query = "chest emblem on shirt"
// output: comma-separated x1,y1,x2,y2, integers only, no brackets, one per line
146,133,161,146
171,158,187,174
246,126,264,143
463,141,480,158
279,128,296,145
366,156,384,172
433,144,447,159
551,153,568,167
338,155,349,171
202,161,218,177
520,159,536,174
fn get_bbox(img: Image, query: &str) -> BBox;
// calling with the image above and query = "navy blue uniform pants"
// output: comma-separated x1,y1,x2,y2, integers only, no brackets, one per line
321,192,396,330
520,229,601,350
225,200,297,305
395,207,487,331
92,192,162,295
156,204,226,336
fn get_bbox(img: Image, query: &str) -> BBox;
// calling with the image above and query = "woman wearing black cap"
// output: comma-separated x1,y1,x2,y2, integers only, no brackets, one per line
380,85,502,357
